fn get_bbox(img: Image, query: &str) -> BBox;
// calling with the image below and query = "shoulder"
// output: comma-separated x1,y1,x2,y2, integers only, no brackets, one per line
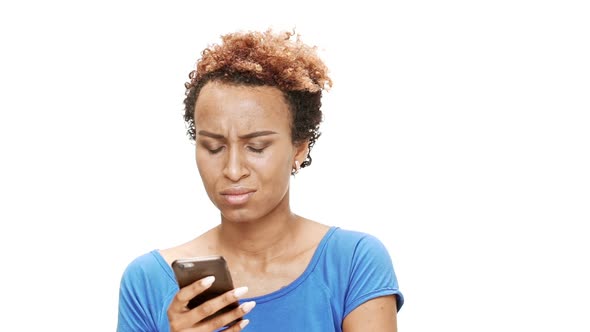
119,250,178,295
326,227,391,257
118,250,179,332
319,227,404,312
327,227,397,281
158,228,218,266
122,250,172,277
312,226,395,278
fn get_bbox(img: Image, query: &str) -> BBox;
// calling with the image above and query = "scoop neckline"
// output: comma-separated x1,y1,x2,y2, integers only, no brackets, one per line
154,226,338,304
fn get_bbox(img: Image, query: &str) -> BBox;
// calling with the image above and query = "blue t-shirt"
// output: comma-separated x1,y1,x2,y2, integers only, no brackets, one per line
117,227,404,331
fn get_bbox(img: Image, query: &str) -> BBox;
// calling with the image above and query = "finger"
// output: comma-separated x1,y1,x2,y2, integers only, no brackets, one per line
224,301,256,331
189,287,250,325
176,319,250,332
210,301,256,330
169,276,216,313
229,319,250,331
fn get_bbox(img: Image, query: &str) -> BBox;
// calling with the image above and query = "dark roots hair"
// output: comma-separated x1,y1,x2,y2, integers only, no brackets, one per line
183,29,332,168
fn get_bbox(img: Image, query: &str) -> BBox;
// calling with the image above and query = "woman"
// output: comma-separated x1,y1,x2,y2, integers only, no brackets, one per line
117,29,403,332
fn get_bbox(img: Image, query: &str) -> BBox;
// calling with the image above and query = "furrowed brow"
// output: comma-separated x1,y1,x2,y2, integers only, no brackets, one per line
239,131,278,139
197,130,225,139
197,130,278,140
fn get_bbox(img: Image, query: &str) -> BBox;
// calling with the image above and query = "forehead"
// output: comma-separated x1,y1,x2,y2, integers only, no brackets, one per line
194,81,292,133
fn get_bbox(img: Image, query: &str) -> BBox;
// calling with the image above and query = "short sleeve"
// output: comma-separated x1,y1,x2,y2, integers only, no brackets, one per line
117,260,157,332
117,252,177,332
343,234,404,317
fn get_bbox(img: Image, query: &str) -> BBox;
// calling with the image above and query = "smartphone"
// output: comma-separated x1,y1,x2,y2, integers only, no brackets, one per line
171,255,241,325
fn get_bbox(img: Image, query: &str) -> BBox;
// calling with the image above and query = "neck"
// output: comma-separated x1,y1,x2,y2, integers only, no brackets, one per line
216,194,301,263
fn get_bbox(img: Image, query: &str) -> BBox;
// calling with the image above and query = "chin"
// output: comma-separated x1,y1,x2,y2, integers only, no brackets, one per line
220,208,260,223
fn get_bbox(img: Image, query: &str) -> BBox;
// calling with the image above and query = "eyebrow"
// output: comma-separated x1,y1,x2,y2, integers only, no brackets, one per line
197,130,278,140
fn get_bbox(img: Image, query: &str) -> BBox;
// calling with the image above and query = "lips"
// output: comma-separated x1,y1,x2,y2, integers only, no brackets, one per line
220,187,256,205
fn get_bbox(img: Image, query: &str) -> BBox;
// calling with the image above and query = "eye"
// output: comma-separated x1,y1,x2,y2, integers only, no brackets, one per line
247,146,266,154
207,146,224,154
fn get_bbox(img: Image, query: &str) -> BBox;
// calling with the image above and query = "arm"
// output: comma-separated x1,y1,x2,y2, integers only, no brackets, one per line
117,252,174,332
343,295,398,332
117,268,154,332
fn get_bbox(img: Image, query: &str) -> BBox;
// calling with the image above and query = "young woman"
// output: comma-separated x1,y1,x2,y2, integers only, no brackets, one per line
117,29,403,332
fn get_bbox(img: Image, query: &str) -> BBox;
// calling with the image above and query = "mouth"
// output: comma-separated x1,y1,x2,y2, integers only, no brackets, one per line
219,188,256,206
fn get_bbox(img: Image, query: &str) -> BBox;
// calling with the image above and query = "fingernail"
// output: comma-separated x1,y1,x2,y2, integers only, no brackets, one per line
240,301,256,313
239,319,250,329
233,286,249,298
201,276,215,287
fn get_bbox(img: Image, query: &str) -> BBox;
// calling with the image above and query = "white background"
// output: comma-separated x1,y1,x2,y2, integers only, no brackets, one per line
1,0,589,331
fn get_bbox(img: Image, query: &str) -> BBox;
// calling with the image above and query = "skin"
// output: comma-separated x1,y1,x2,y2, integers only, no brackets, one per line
163,81,398,331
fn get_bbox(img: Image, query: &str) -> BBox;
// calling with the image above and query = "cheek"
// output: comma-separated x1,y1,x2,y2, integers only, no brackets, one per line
195,153,217,184
250,151,292,177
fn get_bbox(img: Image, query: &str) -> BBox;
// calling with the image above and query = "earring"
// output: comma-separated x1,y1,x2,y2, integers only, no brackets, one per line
291,160,300,176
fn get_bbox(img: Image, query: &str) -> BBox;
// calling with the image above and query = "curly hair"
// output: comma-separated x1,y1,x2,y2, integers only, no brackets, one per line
183,29,332,169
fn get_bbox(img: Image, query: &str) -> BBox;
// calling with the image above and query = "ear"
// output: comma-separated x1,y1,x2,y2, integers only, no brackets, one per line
293,139,309,165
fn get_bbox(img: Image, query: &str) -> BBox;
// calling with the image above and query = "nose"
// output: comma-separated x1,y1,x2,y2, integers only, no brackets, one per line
222,146,249,182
